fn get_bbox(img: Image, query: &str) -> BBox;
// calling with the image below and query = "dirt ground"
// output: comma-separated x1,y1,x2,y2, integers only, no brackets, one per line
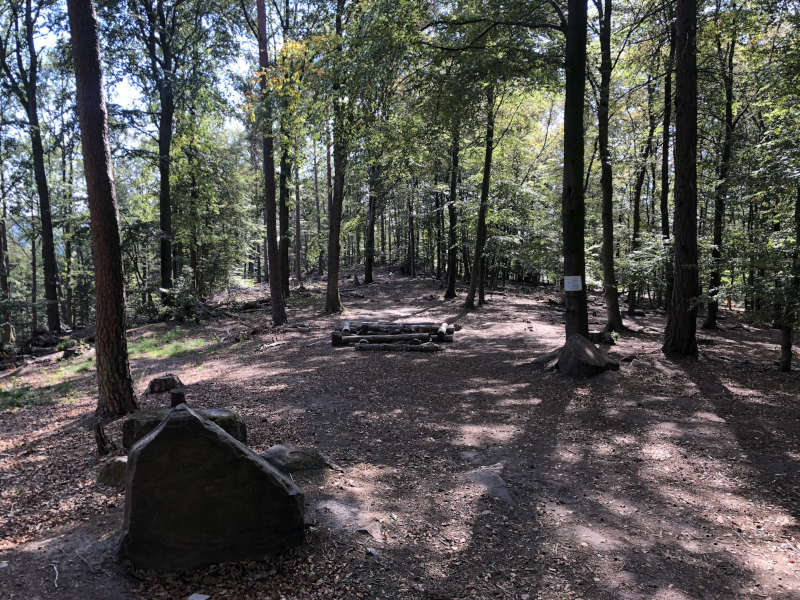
1,272,799,599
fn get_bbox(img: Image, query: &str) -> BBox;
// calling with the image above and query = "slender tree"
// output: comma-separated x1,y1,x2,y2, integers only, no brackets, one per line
595,0,623,331
67,0,137,453
0,0,61,333
256,0,286,325
663,0,699,356
444,124,459,299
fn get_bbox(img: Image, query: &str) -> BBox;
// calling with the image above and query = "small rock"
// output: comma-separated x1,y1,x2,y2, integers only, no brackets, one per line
0,560,8,569
97,456,127,488
260,444,341,473
188,594,210,600
461,468,514,504
146,373,183,394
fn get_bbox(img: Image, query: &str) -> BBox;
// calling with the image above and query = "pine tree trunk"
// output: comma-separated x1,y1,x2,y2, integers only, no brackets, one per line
67,0,138,445
158,83,174,294
663,0,699,356
0,160,10,324
445,125,460,299
465,86,495,308
562,0,589,338
597,0,623,332
279,142,291,298
325,0,346,313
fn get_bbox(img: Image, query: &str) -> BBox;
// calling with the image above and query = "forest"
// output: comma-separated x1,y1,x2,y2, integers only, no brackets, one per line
0,0,799,599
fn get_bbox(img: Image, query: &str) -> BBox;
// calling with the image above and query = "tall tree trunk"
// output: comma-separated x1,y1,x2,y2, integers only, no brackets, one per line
294,142,302,288
627,78,657,315
703,25,737,329
663,0,699,356
258,0,286,324
779,187,800,371
68,0,138,452
562,0,589,338
314,141,323,274
660,22,675,310
597,0,623,331
406,188,416,276
158,83,174,294
365,164,377,284
0,153,10,324
279,142,291,298
445,125,460,299
325,0,347,313
465,87,495,308
31,232,37,333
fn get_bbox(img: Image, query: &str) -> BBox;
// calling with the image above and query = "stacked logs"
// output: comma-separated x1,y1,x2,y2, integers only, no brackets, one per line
331,321,454,352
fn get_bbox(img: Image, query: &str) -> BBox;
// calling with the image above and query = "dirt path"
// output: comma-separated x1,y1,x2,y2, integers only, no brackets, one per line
1,274,799,599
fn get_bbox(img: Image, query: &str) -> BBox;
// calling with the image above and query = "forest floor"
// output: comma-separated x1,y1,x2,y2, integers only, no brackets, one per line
1,270,799,600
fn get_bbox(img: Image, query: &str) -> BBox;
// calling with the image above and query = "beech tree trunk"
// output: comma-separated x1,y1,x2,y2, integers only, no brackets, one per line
597,0,623,332
465,86,495,309
663,0,699,356
445,125,460,299
67,0,138,448
562,0,589,338
258,0,286,325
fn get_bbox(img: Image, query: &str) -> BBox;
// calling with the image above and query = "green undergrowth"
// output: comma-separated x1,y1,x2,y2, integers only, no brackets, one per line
0,380,77,411
127,326,208,359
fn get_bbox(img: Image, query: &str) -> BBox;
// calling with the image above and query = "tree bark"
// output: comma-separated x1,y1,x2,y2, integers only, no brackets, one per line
597,0,623,331
294,141,302,288
406,187,416,276
365,164,377,284
627,77,657,315
703,23,737,329
465,86,495,309
562,0,589,338
445,125,460,299
663,0,699,356
67,0,138,445
660,22,675,310
258,0,286,325
313,141,323,274
325,0,347,313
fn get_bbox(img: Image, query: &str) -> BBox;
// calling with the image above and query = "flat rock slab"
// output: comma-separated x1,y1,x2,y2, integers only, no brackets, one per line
260,444,341,473
119,405,304,571
459,466,514,504
122,407,246,451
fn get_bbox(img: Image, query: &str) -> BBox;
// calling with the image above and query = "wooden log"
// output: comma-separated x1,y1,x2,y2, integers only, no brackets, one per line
341,333,431,344
355,342,442,352
342,322,454,335
436,322,448,341
341,321,351,335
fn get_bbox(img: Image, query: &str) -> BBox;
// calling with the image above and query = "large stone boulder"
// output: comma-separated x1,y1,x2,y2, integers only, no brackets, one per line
556,334,619,377
1,322,15,346
119,405,304,571
122,407,246,451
